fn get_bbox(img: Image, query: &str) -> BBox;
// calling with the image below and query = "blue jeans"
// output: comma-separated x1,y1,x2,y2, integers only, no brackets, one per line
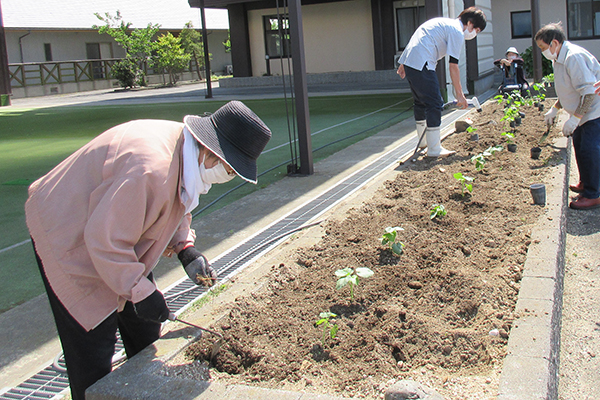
573,117,600,199
404,64,444,128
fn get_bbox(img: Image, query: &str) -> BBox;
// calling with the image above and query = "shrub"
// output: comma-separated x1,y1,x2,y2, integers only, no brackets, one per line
521,46,553,78
111,59,137,88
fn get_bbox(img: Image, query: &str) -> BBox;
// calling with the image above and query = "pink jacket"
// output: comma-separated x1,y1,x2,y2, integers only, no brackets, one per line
25,119,196,331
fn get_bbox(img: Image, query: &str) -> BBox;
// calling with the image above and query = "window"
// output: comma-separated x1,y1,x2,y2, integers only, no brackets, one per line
263,15,290,59
395,5,426,51
567,0,600,39
511,11,532,39
44,43,53,61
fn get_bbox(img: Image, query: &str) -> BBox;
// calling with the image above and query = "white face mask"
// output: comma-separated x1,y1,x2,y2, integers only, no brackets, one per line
199,155,236,184
542,45,557,61
464,27,477,41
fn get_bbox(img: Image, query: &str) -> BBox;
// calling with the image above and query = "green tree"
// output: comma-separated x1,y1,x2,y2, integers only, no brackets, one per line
180,22,210,81
521,46,553,79
93,10,160,86
155,32,192,86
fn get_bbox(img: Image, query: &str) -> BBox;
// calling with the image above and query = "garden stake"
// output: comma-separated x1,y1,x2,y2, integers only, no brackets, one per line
168,313,224,359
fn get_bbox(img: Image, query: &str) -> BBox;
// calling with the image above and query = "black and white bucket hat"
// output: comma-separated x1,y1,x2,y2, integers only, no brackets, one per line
184,101,272,184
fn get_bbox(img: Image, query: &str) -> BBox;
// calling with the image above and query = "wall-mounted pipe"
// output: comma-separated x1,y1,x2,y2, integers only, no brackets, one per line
18,30,31,63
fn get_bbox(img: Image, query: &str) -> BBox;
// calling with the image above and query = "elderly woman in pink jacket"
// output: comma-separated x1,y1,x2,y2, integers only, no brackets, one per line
25,101,271,400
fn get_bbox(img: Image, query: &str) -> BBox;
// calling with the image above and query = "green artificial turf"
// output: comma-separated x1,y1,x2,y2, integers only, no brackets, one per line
0,93,412,312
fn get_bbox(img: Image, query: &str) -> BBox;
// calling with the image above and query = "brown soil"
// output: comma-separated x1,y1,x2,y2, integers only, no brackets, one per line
171,98,563,399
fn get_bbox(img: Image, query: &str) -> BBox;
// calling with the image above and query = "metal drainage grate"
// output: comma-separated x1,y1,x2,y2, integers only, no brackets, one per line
1,108,473,400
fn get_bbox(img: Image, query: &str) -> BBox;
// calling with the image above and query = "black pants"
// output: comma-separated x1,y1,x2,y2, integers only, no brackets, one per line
33,243,161,400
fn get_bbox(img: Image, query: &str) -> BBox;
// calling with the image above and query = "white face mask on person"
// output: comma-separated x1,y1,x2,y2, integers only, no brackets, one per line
464,27,477,41
542,43,558,61
199,154,236,184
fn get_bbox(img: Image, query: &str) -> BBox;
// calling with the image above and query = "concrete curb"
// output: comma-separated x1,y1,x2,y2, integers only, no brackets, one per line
497,136,570,399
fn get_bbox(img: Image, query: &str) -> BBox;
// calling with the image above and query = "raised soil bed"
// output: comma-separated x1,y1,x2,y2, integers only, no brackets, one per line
164,98,563,399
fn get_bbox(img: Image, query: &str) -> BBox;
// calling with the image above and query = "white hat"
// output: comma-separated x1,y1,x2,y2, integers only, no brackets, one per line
506,47,519,55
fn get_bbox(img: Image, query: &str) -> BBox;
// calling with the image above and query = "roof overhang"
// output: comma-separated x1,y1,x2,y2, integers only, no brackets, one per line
189,0,347,10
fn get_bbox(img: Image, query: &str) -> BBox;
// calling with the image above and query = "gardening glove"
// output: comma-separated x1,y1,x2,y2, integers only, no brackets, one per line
177,246,217,287
544,107,558,126
133,289,170,323
562,115,581,137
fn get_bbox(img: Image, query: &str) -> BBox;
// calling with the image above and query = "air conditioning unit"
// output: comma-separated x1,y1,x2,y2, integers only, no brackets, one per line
225,65,233,75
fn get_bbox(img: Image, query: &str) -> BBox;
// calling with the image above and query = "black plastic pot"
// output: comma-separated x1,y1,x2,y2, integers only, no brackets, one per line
538,104,545,112
508,143,517,153
515,116,522,126
510,121,516,128
531,147,542,159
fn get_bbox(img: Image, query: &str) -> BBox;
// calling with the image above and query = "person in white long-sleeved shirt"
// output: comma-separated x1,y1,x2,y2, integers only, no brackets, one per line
397,7,487,157
536,22,600,210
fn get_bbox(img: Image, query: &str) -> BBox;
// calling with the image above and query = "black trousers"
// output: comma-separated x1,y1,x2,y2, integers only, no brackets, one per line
33,243,161,400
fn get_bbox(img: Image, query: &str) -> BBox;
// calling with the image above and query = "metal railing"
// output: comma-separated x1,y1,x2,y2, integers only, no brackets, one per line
8,58,204,88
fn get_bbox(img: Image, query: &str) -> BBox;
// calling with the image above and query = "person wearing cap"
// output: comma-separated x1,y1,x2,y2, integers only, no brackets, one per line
397,6,487,158
536,22,600,210
494,46,529,92
24,100,271,400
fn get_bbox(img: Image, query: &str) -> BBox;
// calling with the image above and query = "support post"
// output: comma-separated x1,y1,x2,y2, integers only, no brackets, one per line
531,0,543,82
0,0,12,106
288,0,313,175
199,0,212,98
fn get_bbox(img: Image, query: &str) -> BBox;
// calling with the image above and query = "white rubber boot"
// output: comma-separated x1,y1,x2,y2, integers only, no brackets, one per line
416,120,427,149
426,127,455,158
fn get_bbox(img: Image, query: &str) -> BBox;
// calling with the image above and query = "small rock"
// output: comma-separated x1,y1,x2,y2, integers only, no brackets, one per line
385,379,445,400
489,329,499,337
499,328,509,339
408,281,423,289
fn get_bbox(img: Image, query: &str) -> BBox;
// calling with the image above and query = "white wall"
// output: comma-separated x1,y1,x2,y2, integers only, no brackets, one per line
5,29,231,74
6,30,124,63
247,0,375,77
491,1,600,63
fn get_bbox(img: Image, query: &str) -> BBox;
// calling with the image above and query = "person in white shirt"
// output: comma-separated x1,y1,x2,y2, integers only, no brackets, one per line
536,22,600,210
397,7,487,157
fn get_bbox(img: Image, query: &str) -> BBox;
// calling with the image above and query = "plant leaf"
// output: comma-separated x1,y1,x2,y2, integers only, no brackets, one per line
330,324,339,339
336,276,352,289
335,267,352,277
355,267,374,278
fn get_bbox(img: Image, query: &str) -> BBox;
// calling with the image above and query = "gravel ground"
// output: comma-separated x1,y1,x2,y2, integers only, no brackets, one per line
558,143,600,400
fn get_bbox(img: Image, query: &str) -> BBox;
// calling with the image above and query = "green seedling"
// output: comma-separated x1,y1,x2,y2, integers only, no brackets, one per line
335,267,374,302
501,131,515,144
453,172,474,195
430,204,447,219
471,153,486,171
483,145,504,157
466,126,477,134
381,226,405,255
315,312,339,345
315,312,339,346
